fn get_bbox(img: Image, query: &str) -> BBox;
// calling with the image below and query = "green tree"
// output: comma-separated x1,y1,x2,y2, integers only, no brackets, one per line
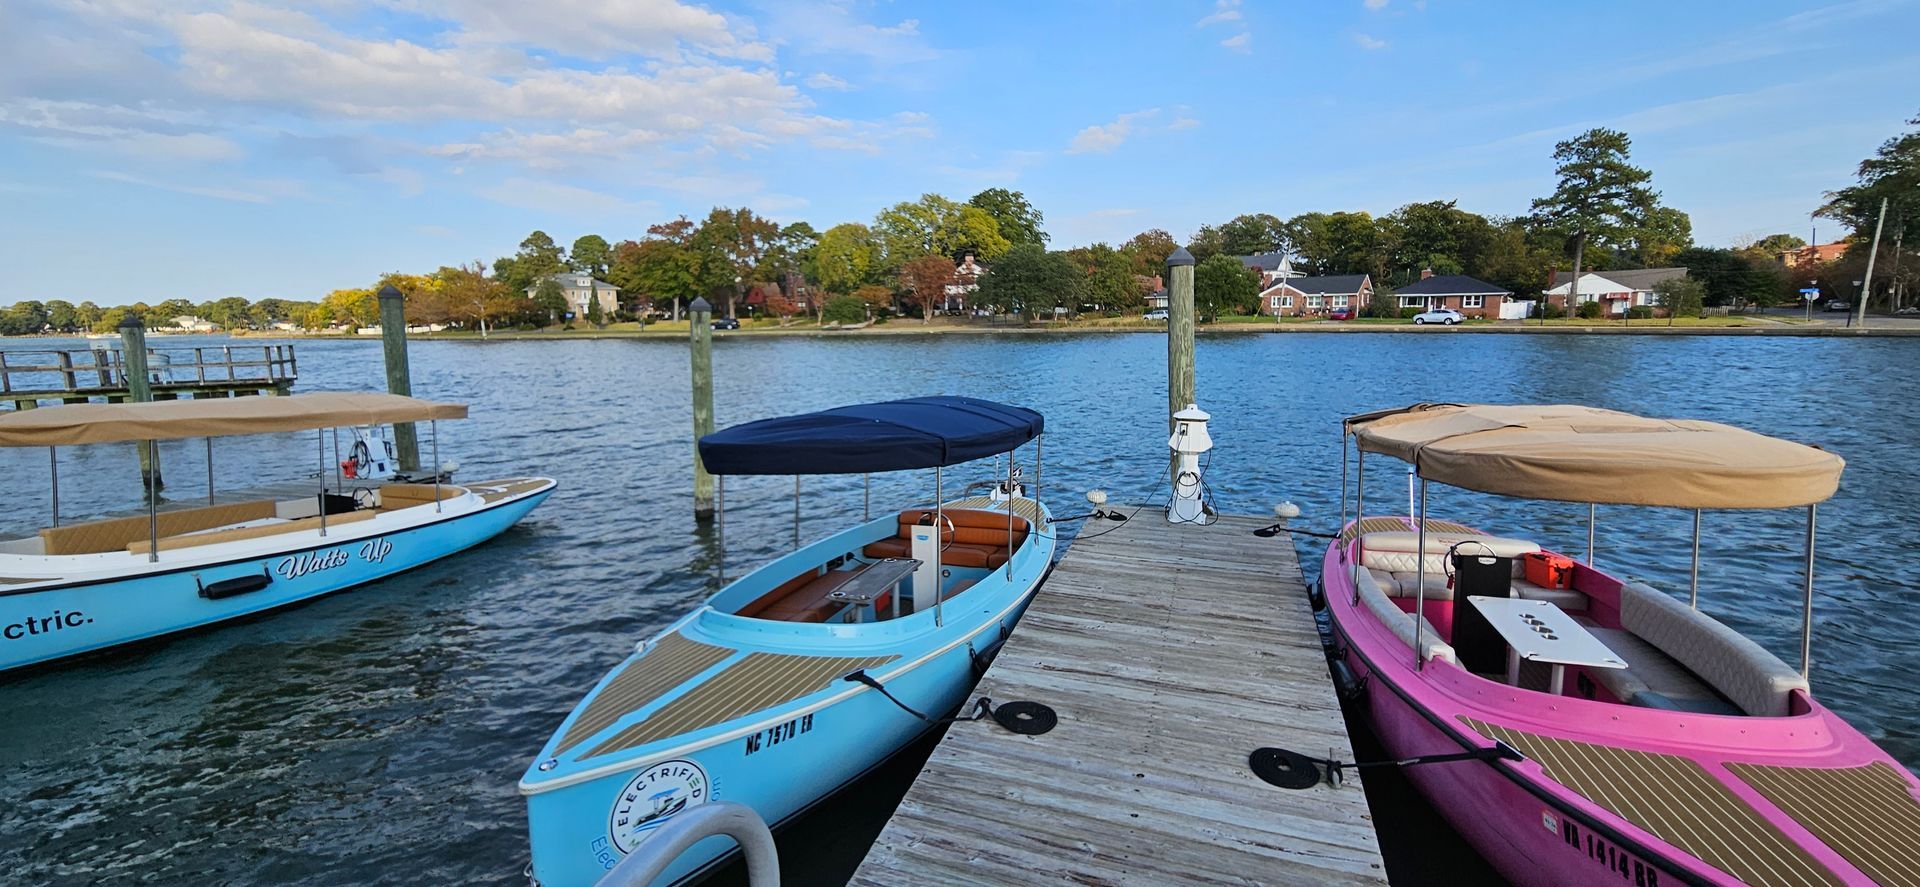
44,300,77,332
968,188,1048,247
493,230,568,293
615,218,703,320
1320,212,1388,277
1282,212,1332,273
1384,200,1495,280
1186,224,1226,263
975,243,1079,320
1477,217,1557,300
814,222,883,295
533,278,567,324
1674,247,1784,307
585,284,606,327
570,234,611,276
1530,128,1661,312
74,301,102,330
1624,206,1693,267
875,194,1011,269
693,207,780,317
1066,243,1144,313
1653,276,1705,323
1216,213,1289,257
1820,112,1920,251
1194,254,1259,320
822,295,866,325
1120,229,1179,276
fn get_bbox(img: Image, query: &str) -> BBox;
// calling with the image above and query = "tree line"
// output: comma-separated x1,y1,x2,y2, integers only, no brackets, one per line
13,119,1914,336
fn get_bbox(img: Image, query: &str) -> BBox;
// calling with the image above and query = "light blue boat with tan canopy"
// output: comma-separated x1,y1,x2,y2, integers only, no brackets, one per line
0,391,554,672
521,396,1056,886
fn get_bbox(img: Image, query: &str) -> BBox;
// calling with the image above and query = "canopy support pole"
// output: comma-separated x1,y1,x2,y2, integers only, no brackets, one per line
1413,476,1429,671
49,446,59,528
206,438,215,506
716,476,726,584
431,420,442,513
1689,510,1702,609
318,429,328,537
1339,433,1349,532
793,476,801,547
934,467,944,629
863,474,870,523
331,427,343,492
1006,449,1015,580
146,440,159,563
1587,503,1597,567
1801,504,1817,677
1035,434,1043,511
1350,449,1365,604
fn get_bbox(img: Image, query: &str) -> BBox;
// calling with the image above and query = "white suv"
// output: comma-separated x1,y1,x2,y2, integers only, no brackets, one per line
1412,308,1464,325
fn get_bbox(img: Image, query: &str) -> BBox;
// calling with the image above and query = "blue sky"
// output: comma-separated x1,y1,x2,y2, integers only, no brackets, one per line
2,0,1915,303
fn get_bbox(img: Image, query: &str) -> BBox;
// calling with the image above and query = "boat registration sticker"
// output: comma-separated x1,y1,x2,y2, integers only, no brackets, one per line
608,759,711,854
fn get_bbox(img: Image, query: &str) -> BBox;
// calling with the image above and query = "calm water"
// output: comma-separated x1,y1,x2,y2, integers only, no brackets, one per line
1,332,1916,884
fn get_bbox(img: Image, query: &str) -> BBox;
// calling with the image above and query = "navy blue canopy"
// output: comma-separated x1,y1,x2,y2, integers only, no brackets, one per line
697,396,1044,476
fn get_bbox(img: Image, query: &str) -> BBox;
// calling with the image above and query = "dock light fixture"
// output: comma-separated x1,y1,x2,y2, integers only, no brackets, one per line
1167,404,1214,524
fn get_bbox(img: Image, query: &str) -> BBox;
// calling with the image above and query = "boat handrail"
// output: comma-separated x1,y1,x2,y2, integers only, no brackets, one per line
593,801,780,887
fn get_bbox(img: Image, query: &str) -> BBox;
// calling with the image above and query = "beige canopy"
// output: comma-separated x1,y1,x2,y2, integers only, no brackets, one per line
0,392,467,447
1345,403,1844,509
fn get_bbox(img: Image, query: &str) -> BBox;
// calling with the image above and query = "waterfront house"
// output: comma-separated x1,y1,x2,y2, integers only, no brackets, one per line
1257,274,1373,317
1394,272,1513,319
1238,253,1302,289
940,253,987,312
1545,267,1686,316
527,273,620,319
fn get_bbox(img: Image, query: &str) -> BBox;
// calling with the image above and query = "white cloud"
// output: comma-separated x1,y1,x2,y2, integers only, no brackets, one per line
1067,108,1160,154
476,177,652,214
89,170,299,204
419,0,773,62
1364,0,1390,9
1354,33,1388,50
1168,114,1201,131
1221,33,1252,53
805,72,850,90
1195,0,1242,27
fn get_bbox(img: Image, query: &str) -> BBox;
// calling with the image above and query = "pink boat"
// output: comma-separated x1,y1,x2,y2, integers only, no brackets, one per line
1320,404,1920,886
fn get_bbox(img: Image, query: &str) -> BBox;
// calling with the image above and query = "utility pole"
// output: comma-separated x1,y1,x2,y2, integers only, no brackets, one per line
1855,197,1888,328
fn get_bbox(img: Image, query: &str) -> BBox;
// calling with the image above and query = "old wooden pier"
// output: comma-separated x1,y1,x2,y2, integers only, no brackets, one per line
851,512,1386,885
0,344,296,411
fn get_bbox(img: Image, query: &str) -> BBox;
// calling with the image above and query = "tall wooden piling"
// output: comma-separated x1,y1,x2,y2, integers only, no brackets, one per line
690,296,716,521
377,285,421,471
1166,246,1196,431
118,314,163,495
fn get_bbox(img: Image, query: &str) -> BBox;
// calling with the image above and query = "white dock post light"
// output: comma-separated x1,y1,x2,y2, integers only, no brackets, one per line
1167,403,1214,524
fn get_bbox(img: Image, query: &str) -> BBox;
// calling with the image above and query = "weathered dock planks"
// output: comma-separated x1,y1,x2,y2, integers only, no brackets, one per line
850,511,1386,885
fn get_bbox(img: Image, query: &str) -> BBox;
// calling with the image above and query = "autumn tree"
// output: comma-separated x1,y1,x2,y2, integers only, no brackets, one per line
438,262,520,337
853,284,895,317
1066,243,1144,313
693,207,780,317
968,188,1048,247
766,289,801,326
1120,229,1179,276
898,254,956,322
1531,128,1660,315
611,218,702,320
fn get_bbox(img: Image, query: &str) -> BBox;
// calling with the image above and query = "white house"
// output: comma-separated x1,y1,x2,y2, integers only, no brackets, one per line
1545,268,1688,316
528,273,620,319
942,253,986,312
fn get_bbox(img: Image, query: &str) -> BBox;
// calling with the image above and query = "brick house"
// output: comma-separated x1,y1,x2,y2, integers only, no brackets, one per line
1256,274,1372,317
1780,241,1848,268
1394,272,1512,319
1545,268,1687,316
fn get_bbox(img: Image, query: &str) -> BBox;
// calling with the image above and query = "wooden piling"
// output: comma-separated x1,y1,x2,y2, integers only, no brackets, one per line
1166,247,1196,431
377,285,421,472
118,314,162,495
690,296,716,521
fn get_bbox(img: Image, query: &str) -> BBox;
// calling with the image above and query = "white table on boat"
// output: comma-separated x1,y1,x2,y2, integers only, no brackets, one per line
831,558,920,621
1467,595,1627,695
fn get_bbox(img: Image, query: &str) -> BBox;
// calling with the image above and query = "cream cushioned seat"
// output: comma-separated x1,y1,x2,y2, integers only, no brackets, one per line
1353,564,1455,665
1511,578,1588,612
1358,531,1540,577
1609,581,1807,717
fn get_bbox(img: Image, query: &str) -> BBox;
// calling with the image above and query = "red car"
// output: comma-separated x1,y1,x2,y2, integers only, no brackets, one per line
1327,308,1355,321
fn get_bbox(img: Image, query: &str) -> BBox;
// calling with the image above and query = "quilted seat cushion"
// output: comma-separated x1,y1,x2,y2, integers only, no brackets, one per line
1617,581,1806,717
1359,531,1539,576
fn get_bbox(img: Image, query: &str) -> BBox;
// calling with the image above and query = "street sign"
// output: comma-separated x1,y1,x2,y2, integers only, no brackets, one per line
1799,288,1820,300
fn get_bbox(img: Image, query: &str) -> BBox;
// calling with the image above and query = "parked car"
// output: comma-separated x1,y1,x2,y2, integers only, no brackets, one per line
1825,301,1850,313
1896,306,1920,316
1327,308,1355,321
1412,308,1464,325
711,316,741,330
1143,308,1169,321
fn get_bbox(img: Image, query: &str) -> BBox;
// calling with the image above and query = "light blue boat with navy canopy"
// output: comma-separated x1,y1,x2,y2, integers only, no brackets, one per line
521,396,1056,886
0,391,554,672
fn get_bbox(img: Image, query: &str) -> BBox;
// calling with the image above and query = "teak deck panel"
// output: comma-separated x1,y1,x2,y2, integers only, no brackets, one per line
851,512,1387,885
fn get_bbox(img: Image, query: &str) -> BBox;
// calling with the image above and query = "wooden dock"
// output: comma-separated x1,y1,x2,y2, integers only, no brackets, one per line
1,344,296,410
850,511,1387,885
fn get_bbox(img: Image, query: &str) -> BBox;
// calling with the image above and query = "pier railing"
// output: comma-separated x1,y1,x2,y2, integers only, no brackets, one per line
0,344,298,409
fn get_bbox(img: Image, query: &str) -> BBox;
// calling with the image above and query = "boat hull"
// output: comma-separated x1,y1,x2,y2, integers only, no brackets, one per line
0,482,553,672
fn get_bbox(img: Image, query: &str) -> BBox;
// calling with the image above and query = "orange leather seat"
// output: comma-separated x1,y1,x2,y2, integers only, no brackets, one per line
861,508,1029,568
739,569,858,623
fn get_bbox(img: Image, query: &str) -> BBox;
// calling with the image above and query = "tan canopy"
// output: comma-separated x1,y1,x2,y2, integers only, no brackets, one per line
1345,403,1843,509
0,392,467,447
